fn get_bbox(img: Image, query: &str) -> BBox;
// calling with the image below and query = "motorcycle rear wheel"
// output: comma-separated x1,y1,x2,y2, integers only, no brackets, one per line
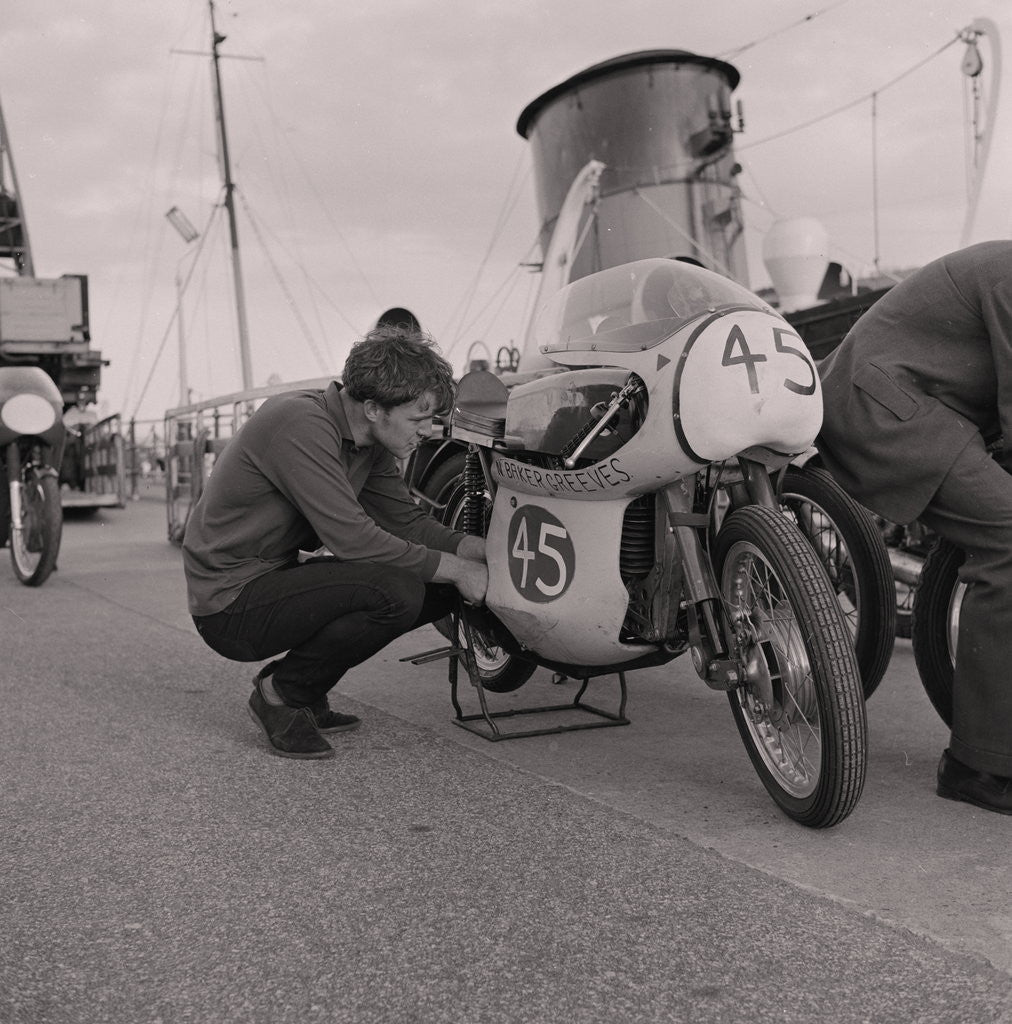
10,469,62,586
910,538,964,729
780,466,896,700
427,455,535,694
715,505,867,828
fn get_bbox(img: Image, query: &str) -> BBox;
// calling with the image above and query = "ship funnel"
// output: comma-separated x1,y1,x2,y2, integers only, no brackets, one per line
762,217,829,312
517,50,747,287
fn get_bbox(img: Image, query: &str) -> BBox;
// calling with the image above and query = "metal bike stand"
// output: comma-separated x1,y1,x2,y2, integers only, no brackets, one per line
402,604,631,742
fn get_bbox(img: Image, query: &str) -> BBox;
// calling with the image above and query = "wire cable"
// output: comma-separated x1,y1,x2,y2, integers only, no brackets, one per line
237,189,333,375
440,150,531,353
130,203,220,419
448,235,542,360
738,34,962,152
718,0,855,61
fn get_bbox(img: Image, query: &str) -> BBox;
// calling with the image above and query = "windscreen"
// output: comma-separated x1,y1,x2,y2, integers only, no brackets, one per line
531,258,776,354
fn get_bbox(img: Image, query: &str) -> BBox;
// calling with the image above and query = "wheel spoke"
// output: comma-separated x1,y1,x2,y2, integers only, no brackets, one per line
726,539,824,798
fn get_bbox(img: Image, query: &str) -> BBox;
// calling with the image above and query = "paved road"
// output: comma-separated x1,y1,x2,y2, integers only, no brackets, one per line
0,497,1008,1024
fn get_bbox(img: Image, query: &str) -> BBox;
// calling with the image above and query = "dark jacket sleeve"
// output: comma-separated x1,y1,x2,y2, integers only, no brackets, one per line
358,451,466,555
254,408,450,579
981,276,1012,461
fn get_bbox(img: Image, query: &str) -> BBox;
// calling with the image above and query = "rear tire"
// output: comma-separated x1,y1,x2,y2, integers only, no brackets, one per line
424,450,535,694
423,451,467,522
10,469,62,586
910,539,963,728
780,466,895,699
715,505,867,828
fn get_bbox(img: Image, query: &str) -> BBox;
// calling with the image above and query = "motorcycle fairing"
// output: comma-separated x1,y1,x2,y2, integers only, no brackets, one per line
0,366,65,448
518,257,823,472
675,310,823,462
497,312,822,505
485,485,656,664
500,366,633,459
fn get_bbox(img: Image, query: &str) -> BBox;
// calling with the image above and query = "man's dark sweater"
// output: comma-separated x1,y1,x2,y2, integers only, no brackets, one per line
182,381,464,616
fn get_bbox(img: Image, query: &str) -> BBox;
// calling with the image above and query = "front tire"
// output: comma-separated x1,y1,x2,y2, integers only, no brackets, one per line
910,539,964,728
780,466,896,699
10,469,62,586
715,505,867,828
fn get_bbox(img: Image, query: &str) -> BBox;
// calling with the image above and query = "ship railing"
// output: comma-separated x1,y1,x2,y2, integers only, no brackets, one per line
163,377,333,545
61,413,128,510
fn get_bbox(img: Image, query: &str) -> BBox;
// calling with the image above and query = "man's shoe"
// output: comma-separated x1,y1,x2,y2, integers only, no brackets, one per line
248,680,334,759
937,749,1012,815
310,699,362,735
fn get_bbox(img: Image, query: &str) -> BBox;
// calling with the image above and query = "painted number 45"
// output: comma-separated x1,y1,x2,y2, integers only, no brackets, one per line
507,506,575,603
721,324,817,396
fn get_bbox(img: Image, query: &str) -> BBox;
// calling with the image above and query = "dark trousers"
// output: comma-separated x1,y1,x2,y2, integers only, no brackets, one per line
919,436,1012,777
193,558,456,707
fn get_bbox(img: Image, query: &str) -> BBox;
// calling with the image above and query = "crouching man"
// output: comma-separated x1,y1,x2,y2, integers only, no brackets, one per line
182,325,486,759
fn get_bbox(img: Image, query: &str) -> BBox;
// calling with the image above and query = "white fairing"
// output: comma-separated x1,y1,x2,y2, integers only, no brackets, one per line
485,486,649,664
677,311,822,461
478,259,825,665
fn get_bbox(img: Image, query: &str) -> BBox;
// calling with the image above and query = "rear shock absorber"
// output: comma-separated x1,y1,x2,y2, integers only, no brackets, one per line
460,445,485,536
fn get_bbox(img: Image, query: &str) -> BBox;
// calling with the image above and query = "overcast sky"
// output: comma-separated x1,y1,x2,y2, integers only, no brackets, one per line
2,0,1010,421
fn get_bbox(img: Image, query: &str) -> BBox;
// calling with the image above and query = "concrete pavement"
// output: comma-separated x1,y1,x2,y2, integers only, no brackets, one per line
0,495,1008,1024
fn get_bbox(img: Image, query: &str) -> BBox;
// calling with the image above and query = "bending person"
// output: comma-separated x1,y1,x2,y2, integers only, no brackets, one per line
183,325,486,759
818,239,1012,815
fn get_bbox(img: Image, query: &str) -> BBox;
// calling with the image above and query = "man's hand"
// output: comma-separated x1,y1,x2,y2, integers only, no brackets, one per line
434,551,488,605
455,559,489,605
455,535,487,562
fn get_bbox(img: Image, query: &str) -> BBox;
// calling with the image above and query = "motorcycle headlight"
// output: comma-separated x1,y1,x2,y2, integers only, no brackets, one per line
0,393,58,435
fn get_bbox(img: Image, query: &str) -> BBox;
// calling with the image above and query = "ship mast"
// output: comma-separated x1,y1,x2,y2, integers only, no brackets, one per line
208,0,254,390
0,97,33,276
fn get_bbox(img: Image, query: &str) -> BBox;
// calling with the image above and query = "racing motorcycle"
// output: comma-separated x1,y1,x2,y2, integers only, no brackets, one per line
428,258,869,828
0,366,65,586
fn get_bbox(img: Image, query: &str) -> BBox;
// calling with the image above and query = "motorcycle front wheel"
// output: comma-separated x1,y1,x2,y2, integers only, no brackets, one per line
715,505,867,828
779,466,896,700
910,538,964,728
10,468,62,586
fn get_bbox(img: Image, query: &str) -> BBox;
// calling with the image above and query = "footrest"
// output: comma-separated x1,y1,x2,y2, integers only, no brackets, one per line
400,644,462,666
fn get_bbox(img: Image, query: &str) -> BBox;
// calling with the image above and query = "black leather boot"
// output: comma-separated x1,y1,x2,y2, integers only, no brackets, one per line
937,749,1012,814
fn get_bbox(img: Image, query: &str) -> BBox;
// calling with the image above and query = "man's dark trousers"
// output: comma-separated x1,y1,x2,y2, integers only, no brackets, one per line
193,558,456,706
919,436,1012,778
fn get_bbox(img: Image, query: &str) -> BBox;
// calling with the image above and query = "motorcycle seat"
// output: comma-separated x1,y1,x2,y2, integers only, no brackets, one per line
450,370,508,442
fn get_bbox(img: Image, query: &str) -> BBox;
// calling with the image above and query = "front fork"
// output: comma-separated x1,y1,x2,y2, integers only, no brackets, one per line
6,442,57,535
6,441,23,534
662,456,779,691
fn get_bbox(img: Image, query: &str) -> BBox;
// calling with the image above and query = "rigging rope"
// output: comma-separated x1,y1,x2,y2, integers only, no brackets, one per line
130,204,220,419
718,0,855,61
448,235,542,358
441,150,530,358
119,52,203,415
738,34,962,152
238,189,333,375
633,189,736,279
247,59,384,312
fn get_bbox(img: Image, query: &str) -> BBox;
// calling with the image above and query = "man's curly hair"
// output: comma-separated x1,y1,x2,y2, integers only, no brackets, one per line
342,324,455,414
